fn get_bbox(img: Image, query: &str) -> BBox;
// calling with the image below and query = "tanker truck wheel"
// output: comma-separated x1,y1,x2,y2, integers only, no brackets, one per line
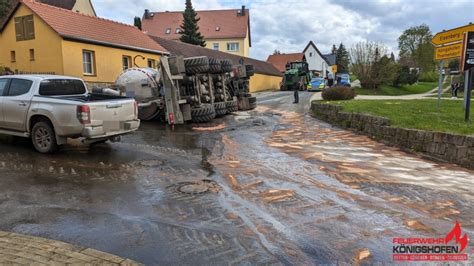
209,58,222,74
213,101,228,117
191,104,216,123
184,56,210,75
220,59,233,73
248,96,257,110
226,97,238,113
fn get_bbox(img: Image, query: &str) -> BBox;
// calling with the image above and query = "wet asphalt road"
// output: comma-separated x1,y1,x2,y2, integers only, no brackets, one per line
0,91,473,264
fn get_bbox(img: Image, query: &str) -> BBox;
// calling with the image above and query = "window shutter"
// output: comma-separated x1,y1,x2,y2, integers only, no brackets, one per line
24,15,35,40
14,17,25,41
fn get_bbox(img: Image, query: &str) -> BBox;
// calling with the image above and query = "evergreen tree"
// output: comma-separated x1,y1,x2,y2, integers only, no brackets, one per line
390,52,396,62
335,43,349,73
134,16,142,30
0,0,14,20
180,0,206,47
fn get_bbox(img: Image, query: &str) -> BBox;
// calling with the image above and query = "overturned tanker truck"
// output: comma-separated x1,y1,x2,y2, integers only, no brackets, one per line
114,55,256,124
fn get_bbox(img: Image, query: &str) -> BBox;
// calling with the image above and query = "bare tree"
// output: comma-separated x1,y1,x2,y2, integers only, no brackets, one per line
350,42,390,89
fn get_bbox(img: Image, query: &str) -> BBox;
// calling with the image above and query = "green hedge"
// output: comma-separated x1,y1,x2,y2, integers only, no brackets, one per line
419,72,438,82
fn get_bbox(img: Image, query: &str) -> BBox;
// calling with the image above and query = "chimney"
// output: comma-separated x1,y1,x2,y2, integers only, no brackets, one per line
241,5,245,16
144,9,150,19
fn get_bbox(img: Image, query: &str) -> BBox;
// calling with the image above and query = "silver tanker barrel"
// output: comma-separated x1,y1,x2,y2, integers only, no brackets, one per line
115,68,164,121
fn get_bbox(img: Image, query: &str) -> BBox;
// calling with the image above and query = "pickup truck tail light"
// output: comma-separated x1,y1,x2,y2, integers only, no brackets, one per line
134,101,138,119
77,105,91,124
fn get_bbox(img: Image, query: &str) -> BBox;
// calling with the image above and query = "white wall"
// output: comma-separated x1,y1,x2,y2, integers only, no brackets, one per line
304,45,328,78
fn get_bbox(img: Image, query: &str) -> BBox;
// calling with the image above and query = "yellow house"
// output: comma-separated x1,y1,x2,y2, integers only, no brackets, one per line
142,6,251,57
0,0,168,85
37,0,96,16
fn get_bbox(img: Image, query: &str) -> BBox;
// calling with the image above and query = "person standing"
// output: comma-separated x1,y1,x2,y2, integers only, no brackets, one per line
293,81,300,104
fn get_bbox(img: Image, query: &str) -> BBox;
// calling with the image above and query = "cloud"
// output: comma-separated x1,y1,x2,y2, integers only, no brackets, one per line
92,0,474,60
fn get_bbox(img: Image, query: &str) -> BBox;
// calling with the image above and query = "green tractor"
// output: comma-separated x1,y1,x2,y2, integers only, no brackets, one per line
280,61,311,91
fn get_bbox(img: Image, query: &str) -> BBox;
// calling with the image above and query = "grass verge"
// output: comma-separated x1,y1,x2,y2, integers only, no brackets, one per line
355,82,438,96
319,99,473,135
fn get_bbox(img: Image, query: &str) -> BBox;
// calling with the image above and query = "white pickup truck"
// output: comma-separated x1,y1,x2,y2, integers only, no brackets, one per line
0,75,140,153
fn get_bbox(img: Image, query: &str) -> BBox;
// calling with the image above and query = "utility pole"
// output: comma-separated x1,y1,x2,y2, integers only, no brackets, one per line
437,60,443,110
465,70,472,122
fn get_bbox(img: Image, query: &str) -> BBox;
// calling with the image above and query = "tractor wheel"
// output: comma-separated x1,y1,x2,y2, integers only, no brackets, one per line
226,97,238,113
191,104,216,123
248,96,257,110
209,58,222,74
220,59,233,73
213,101,227,116
184,56,210,75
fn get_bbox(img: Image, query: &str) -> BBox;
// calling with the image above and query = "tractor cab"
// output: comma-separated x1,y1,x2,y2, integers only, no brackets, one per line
281,61,311,91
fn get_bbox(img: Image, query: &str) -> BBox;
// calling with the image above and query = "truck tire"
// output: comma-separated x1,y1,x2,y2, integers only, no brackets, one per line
245,65,255,77
220,59,233,73
209,58,222,74
31,121,58,154
184,56,210,75
226,98,238,113
213,101,227,116
191,104,216,123
248,96,257,110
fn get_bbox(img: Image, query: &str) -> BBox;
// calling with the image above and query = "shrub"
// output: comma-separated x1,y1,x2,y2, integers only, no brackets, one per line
418,71,438,82
322,86,356,101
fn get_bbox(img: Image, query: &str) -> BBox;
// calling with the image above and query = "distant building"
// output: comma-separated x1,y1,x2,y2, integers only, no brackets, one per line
38,0,96,16
142,6,251,57
303,41,329,78
266,53,306,73
0,0,167,85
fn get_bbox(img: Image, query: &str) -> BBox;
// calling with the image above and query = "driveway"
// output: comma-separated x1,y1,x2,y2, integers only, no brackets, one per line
0,91,472,264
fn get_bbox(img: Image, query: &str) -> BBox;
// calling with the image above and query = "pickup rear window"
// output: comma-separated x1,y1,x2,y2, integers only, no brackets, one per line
39,79,87,96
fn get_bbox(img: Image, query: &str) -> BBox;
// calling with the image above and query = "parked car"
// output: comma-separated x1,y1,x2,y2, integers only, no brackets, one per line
309,77,326,91
336,73,351,87
0,75,140,153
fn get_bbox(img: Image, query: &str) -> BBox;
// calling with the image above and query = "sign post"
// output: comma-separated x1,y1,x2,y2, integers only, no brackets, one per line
460,31,474,121
438,60,443,110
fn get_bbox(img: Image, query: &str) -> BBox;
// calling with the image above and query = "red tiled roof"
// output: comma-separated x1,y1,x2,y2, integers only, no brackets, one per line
11,0,168,55
150,36,281,77
266,53,305,72
142,9,250,44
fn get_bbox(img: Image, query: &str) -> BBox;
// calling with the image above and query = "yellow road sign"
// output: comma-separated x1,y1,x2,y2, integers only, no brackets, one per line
435,42,463,60
432,24,474,46
331,65,337,73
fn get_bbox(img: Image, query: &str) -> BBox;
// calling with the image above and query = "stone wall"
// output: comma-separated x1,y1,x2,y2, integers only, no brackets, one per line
311,102,474,169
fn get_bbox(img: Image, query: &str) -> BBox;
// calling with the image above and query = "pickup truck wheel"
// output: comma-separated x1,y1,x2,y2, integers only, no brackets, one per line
32,121,58,154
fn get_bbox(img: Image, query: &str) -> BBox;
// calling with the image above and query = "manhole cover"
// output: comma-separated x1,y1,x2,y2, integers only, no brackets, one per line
174,180,220,195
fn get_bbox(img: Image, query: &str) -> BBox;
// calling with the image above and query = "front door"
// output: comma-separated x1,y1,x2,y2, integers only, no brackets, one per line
2,78,33,131
0,78,11,128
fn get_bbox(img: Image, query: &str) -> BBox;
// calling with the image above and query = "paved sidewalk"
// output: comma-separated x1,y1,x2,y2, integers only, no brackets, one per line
0,231,140,265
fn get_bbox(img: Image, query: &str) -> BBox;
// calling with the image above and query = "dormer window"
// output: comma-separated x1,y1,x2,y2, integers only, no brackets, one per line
215,26,220,31
176,28,181,34
165,28,171,34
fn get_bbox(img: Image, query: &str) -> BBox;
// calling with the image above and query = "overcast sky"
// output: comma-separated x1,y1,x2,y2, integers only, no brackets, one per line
92,0,474,60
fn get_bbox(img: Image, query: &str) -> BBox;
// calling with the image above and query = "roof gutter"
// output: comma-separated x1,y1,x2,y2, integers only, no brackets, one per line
62,35,170,55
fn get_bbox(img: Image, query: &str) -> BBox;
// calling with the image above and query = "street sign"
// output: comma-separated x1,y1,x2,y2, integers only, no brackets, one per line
460,32,474,71
435,42,463,60
331,65,337,73
432,24,474,46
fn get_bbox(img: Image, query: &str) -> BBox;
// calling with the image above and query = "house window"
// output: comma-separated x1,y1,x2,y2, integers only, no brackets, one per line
14,15,35,41
147,59,156,68
212,43,219,51
309,52,313,57
227,42,240,52
165,28,171,34
10,51,16,62
122,56,132,70
175,28,181,34
82,50,95,75
29,49,35,61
